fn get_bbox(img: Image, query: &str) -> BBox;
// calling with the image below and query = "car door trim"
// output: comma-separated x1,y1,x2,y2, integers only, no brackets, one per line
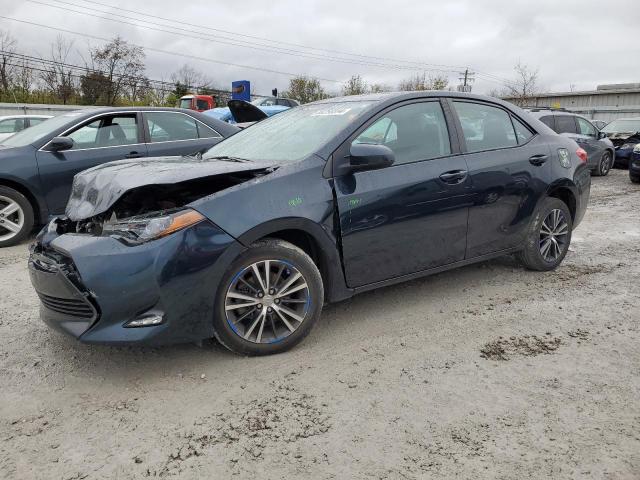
326,97,462,178
39,110,221,152
444,98,539,154
141,111,222,144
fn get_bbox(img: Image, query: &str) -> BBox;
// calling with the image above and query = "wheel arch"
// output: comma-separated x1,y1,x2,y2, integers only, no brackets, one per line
545,182,577,222
235,217,352,303
0,176,46,226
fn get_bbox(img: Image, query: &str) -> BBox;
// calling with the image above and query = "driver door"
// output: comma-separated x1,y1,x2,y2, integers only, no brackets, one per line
333,100,472,287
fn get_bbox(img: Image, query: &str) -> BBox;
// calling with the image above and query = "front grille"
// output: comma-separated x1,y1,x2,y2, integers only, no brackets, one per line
38,293,95,319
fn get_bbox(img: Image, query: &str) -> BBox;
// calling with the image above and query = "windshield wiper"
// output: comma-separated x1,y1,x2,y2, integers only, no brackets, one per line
206,155,251,163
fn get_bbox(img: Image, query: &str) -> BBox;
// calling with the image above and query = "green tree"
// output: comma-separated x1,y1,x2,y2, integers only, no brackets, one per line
91,36,146,106
282,76,328,104
79,71,110,105
399,73,449,91
342,74,368,96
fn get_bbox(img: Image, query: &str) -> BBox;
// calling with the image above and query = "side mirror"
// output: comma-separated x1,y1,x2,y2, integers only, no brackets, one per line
48,136,74,152
339,143,395,175
598,131,607,140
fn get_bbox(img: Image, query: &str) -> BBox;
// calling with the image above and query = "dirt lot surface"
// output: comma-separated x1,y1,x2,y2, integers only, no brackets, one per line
1,169,639,479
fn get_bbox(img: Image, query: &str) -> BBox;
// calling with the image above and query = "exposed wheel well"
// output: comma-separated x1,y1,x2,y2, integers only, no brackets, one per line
548,187,576,221
260,229,329,286
0,179,41,225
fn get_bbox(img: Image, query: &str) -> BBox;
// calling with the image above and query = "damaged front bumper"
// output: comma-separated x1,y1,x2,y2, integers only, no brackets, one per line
29,217,245,345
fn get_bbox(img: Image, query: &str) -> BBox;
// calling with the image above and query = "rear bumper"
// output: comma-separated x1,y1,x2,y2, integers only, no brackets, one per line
29,219,245,346
573,166,591,229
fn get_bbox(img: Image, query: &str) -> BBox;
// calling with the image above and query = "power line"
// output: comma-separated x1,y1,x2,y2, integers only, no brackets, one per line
0,15,343,83
70,0,469,72
2,51,204,94
26,0,462,75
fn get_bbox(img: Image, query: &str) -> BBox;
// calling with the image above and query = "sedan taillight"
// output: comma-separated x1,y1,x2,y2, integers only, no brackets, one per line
576,147,588,163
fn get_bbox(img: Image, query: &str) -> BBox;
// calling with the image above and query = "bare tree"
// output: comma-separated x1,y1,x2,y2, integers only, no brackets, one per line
369,83,391,93
342,74,368,96
40,36,77,104
170,64,212,93
282,76,329,104
0,30,17,93
91,36,145,106
503,61,539,106
399,73,449,91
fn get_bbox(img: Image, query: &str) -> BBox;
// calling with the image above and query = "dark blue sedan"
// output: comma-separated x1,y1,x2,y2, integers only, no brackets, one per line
29,92,591,355
0,107,238,247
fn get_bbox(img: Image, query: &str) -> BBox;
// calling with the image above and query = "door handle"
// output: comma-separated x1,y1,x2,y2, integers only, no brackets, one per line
529,154,548,166
439,170,468,184
125,151,144,159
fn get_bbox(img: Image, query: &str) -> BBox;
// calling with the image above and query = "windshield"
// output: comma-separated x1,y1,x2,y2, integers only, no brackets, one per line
203,101,374,163
1,113,79,148
602,119,640,133
179,98,192,109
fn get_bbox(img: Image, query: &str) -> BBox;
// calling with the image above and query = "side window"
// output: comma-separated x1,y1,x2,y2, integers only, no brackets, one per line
28,118,47,127
539,115,555,130
512,117,534,144
146,112,199,142
576,117,596,137
353,102,451,165
66,115,138,149
554,115,577,134
196,99,209,110
453,101,517,152
196,122,222,139
0,118,25,134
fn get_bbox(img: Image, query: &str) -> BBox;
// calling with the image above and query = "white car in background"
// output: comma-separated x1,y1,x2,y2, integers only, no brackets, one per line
0,115,52,142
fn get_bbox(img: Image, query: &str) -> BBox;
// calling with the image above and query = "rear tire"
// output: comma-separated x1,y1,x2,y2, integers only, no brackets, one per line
593,151,612,176
213,239,324,356
0,186,34,248
517,197,573,272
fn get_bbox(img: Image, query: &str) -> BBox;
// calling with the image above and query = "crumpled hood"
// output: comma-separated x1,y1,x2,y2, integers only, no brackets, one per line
605,131,639,141
65,156,274,221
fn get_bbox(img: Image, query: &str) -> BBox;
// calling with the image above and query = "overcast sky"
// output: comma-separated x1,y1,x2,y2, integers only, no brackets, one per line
3,0,638,96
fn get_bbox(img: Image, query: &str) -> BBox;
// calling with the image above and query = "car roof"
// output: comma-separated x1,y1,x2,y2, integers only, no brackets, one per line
0,114,52,120
311,90,522,109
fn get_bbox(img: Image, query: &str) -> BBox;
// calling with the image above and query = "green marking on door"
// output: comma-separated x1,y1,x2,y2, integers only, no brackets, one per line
288,196,303,207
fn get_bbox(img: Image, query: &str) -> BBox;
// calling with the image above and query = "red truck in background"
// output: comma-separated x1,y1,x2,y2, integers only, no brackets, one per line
178,94,216,112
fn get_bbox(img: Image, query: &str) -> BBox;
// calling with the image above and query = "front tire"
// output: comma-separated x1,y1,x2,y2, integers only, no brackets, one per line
631,173,640,184
213,239,324,356
517,197,573,272
593,151,612,176
0,186,34,248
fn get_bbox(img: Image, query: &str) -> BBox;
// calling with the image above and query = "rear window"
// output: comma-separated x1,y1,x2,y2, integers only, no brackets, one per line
539,115,555,130
554,115,577,134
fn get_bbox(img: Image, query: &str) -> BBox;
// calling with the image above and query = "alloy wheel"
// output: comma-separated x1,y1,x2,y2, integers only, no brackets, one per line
224,260,310,344
0,195,25,243
600,153,611,175
539,209,569,262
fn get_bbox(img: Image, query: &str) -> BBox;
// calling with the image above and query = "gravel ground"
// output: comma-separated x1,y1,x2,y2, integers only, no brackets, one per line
1,169,639,479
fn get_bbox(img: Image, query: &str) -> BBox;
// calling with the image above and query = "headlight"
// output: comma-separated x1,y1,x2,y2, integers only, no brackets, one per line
102,209,205,244
621,143,637,149
634,144,640,153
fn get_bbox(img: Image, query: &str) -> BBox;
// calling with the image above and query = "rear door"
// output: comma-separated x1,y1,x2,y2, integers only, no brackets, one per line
36,112,147,214
333,99,472,287
143,111,223,157
450,100,552,258
575,116,605,167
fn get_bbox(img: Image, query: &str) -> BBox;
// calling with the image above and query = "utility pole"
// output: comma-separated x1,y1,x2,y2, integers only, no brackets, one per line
457,68,475,92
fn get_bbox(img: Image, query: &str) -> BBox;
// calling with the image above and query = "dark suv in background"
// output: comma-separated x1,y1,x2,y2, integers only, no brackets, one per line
527,108,614,176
